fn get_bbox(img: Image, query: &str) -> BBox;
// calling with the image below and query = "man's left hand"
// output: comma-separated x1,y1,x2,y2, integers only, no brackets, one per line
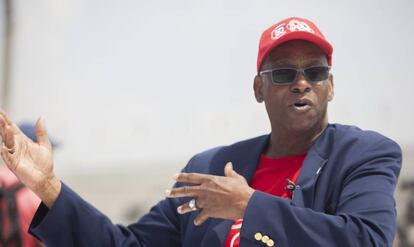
165,162,255,225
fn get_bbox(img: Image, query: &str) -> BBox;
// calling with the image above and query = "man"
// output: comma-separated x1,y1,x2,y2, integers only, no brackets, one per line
0,17,401,246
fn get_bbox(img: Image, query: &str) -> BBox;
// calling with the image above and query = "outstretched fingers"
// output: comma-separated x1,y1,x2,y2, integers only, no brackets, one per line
1,143,17,171
3,125,16,152
165,185,200,198
173,172,214,185
176,200,210,226
0,122,19,171
0,111,22,135
0,113,10,139
193,209,210,226
35,117,52,149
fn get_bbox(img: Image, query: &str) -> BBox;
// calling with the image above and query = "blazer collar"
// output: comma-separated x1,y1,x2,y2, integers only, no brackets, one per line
206,134,270,179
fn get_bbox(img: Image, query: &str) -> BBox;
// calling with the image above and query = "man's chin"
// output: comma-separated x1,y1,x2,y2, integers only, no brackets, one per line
283,118,322,133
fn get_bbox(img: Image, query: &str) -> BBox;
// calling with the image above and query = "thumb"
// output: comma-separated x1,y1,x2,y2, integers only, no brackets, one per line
224,162,239,178
35,117,51,149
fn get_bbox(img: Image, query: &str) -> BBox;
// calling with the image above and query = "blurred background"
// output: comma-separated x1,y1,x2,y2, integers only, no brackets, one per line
0,0,413,245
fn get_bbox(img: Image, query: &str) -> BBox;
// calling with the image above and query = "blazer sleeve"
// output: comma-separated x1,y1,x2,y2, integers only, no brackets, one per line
29,182,185,247
28,146,222,247
239,138,402,247
28,159,205,247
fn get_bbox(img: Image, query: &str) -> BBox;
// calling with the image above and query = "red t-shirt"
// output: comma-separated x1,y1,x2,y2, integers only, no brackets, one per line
224,152,307,247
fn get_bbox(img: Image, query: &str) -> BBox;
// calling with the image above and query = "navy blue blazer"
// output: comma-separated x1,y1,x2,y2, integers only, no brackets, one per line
29,124,402,247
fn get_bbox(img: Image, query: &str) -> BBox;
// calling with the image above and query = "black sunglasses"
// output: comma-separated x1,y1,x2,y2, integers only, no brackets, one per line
259,66,331,85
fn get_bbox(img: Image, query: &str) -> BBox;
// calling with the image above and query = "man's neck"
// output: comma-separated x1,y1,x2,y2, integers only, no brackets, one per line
265,123,328,158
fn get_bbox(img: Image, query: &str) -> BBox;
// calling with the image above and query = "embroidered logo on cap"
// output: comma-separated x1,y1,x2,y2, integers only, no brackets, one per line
271,19,315,40
271,23,287,40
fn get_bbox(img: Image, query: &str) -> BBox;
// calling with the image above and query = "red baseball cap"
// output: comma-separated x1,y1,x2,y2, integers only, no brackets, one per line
257,17,333,73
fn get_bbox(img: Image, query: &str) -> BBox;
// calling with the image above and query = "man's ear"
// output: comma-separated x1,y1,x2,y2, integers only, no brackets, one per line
327,74,334,102
254,75,264,103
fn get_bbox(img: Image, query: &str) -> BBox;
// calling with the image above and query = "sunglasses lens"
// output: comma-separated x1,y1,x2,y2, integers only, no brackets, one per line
272,69,297,84
304,66,330,82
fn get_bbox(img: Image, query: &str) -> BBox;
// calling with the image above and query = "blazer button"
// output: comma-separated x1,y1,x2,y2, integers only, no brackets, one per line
266,239,275,247
254,232,263,241
261,235,270,243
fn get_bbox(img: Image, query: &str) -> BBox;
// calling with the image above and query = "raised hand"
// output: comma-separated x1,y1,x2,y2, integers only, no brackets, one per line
165,162,255,225
0,112,61,208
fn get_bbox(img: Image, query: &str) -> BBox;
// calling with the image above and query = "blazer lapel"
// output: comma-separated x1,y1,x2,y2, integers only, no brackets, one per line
206,134,270,179
291,148,327,207
232,135,270,182
292,126,332,207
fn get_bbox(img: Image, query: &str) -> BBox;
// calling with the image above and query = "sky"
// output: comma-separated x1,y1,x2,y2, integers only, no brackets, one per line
0,0,413,173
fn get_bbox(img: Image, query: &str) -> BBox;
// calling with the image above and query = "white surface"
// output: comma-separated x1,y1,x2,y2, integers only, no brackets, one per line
0,0,413,172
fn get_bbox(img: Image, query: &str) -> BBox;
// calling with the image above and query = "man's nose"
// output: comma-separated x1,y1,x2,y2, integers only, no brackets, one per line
290,72,311,93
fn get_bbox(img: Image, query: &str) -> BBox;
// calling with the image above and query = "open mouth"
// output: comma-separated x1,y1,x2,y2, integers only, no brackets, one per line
291,99,312,111
294,102,308,108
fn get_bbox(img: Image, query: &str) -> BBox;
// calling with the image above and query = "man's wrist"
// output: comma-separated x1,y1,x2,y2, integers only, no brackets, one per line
35,176,62,209
240,187,255,218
